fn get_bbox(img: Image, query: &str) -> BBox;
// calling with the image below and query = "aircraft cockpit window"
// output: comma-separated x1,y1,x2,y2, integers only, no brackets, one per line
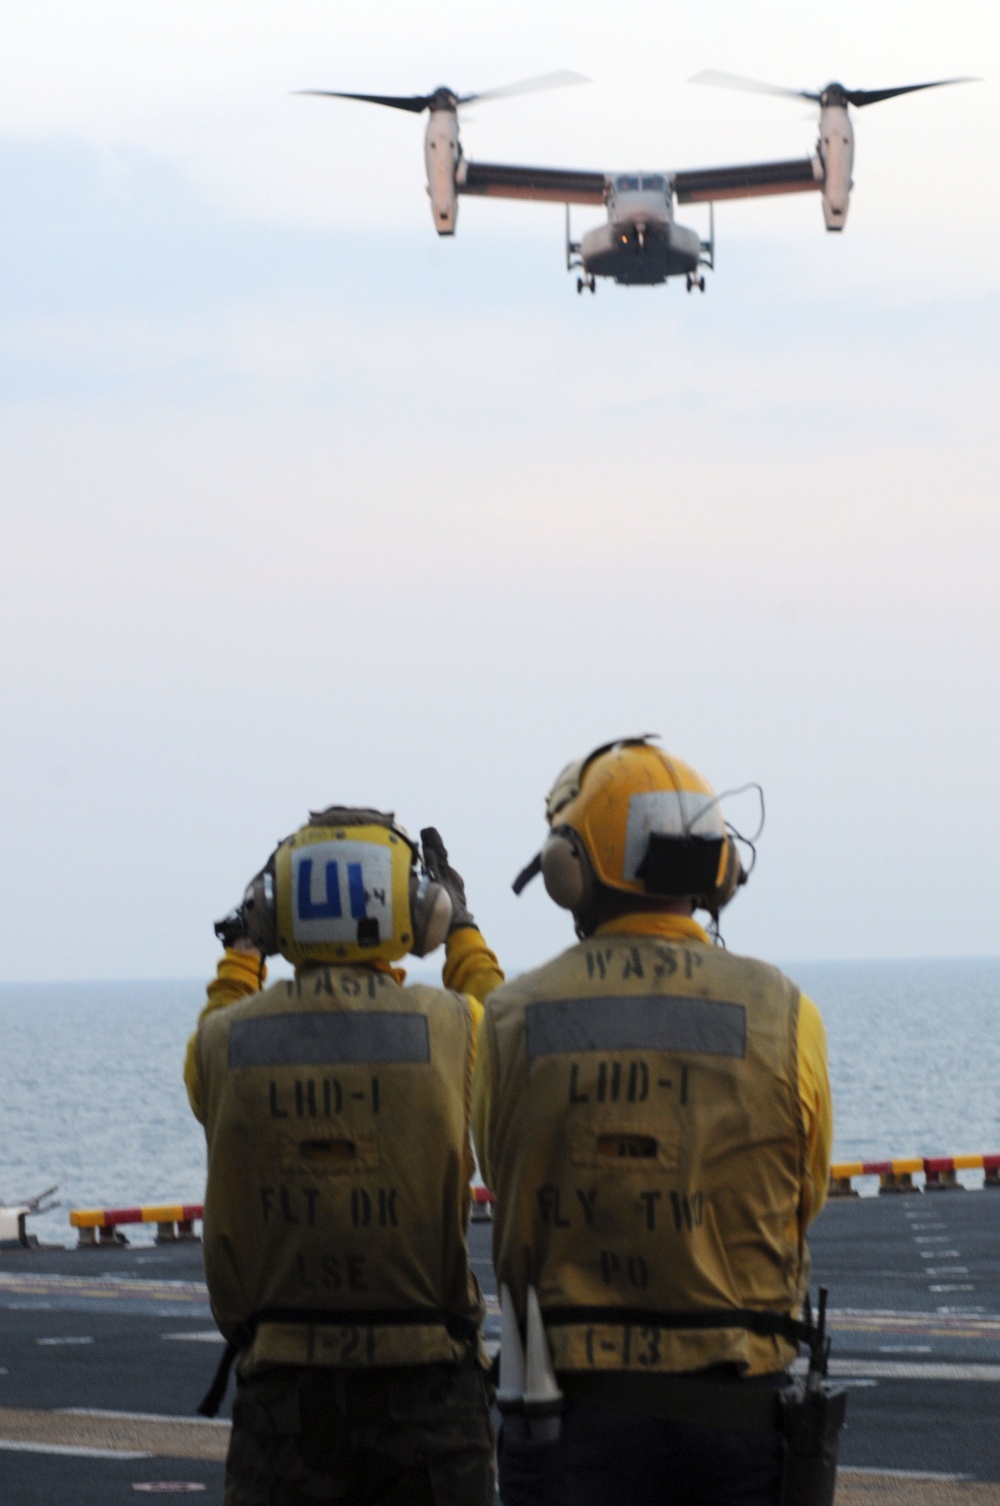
641,174,665,192
616,175,640,191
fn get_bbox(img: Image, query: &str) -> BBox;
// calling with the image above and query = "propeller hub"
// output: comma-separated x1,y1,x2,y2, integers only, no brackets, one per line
820,83,848,108
428,86,459,112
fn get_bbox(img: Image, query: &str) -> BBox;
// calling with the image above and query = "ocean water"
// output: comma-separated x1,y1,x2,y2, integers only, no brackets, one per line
1,959,999,1245
0,979,207,1246
794,956,1000,1164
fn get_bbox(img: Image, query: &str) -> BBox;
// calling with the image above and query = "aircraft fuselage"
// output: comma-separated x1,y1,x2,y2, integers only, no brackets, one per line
580,178,703,285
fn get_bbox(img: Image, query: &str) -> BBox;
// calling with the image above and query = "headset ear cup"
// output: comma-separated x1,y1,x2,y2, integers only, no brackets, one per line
541,827,599,918
242,861,278,956
408,874,453,957
541,832,584,910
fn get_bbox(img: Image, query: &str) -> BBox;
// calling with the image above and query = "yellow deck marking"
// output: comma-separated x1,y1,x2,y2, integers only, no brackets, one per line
0,1408,229,1462
838,1477,1000,1506
832,1312,1000,1340
0,1273,208,1304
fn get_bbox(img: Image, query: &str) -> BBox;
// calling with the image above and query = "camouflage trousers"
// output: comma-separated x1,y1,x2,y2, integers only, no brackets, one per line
224,1357,496,1506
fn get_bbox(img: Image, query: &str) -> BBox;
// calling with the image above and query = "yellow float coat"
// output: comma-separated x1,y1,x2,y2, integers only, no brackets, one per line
187,928,503,1373
473,913,832,1377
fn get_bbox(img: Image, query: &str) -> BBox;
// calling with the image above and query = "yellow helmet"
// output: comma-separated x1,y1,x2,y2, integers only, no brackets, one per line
513,736,745,924
237,808,452,967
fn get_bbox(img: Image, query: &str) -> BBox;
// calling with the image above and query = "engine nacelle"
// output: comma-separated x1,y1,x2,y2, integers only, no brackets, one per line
818,101,854,231
424,108,460,235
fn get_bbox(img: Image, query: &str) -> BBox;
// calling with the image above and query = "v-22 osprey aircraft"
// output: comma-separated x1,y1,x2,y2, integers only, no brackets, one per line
300,70,972,294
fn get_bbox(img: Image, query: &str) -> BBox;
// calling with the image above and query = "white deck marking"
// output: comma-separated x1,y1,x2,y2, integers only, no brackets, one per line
63,1409,230,1429
840,1467,970,1481
828,1358,1000,1381
161,1331,224,1342
133,1486,207,1494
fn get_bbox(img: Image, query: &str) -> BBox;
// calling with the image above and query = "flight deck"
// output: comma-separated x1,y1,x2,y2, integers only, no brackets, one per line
1,1191,998,1504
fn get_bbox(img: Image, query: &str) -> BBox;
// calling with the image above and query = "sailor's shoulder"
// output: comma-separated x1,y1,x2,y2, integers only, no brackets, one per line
197,976,296,1045
396,978,481,1026
483,943,589,1016
704,945,801,1005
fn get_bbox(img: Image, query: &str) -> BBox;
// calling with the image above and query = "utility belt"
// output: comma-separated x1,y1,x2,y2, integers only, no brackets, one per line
545,1306,814,1345
198,1307,482,1418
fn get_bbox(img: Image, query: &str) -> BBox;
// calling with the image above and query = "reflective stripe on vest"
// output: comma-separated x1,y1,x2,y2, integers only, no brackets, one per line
486,935,807,1377
197,966,485,1369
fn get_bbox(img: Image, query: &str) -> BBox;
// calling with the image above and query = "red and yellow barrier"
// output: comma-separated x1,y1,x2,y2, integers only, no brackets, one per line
69,1203,203,1246
828,1154,1000,1197
470,1185,494,1221
68,1158,999,1245
68,1190,498,1245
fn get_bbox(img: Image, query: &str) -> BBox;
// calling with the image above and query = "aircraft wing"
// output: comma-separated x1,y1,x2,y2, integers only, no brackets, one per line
673,157,821,203
457,159,606,205
456,155,821,207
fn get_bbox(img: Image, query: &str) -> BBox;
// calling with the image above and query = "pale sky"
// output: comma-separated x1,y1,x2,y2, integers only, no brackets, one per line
0,1,998,980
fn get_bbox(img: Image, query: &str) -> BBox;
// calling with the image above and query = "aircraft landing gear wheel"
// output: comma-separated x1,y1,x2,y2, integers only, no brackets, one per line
577,277,584,294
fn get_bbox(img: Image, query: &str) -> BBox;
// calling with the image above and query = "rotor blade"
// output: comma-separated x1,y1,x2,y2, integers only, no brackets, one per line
294,89,431,113
844,77,979,108
689,70,819,103
459,70,589,106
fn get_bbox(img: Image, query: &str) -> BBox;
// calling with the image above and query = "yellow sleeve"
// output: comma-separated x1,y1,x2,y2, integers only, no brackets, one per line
183,949,266,1123
442,926,504,1006
470,1009,497,1190
797,992,833,1229
442,924,504,1071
